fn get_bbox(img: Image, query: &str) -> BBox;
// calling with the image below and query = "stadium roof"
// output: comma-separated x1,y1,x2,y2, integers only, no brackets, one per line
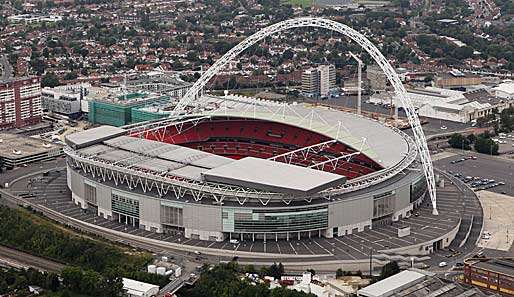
65,126,126,149
75,134,346,194
202,157,347,194
196,103,410,168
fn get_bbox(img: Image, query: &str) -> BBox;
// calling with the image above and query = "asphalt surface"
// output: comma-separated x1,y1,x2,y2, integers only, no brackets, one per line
434,151,514,196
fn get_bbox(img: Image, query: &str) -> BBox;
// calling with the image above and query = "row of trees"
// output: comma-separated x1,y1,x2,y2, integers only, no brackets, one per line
0,206,169,293
448,132,499,155
178,262,316,297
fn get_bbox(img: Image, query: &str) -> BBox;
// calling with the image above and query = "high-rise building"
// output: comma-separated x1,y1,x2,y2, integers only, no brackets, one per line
301,69,319,95
0,76,42,130
301,65,336,97
366,64,388,91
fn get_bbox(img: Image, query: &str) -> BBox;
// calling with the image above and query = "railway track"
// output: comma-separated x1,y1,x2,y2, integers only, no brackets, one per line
0,245,65,272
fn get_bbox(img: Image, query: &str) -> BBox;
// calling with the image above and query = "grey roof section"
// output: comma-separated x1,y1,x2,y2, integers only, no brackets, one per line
159,147,213,166
474,259,514,277
171,166,208,181
357,270,427,297
133,158,184,173
190,154,234,169
78,144,114,156
65,126,126,149
202,157,346,194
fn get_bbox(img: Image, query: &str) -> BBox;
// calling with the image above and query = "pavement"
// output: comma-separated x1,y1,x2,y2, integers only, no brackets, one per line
476,191,514,251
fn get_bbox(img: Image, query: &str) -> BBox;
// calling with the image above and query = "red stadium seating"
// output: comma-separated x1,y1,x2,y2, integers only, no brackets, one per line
136,117,382,179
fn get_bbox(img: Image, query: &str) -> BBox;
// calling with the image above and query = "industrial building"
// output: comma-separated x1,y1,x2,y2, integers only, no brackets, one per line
357,269,494,297
464,258,514,296
122,278,159,297
88,92,170,127
366,64,389,92
434,70,482,90
42,83,89,117
371,87,511,123
0,133,63,169
0,76,42,130
301,65,336,98
492,81,514,100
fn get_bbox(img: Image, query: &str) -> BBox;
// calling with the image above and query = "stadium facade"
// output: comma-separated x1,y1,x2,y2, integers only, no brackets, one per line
64,96,430,243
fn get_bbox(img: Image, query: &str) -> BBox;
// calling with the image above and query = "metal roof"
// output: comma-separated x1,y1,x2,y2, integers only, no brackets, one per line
202,157,346,194
357,270,427,297
65,125,126,149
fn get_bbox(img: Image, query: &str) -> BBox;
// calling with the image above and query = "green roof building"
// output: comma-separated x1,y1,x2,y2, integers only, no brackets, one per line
88,93,170,127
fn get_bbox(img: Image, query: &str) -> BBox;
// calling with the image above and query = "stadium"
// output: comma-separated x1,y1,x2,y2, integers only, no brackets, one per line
64,95,429,241
60,18,470,258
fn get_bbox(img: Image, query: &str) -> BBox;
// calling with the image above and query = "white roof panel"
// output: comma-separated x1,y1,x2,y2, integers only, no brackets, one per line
65,126,126,149
357,270,426,297
202,157,346,194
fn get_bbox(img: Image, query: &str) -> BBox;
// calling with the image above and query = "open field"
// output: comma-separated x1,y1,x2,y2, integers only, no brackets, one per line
282,0,313,7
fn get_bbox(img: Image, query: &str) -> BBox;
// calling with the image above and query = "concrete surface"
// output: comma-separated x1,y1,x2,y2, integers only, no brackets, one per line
476,191,514,251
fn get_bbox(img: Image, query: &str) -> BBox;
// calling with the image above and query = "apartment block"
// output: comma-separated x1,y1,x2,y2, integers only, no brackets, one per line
0,77,42,130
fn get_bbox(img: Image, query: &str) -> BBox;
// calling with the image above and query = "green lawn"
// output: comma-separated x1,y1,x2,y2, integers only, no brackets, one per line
282,0,314,7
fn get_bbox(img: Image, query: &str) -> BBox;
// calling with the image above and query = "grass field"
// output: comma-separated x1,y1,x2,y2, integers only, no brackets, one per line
282,0,314,7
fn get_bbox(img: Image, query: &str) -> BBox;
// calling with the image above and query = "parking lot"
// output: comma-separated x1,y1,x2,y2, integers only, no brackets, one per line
434,152,514,196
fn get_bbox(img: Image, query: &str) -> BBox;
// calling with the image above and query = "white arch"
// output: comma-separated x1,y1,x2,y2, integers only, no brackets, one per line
175,17,439,215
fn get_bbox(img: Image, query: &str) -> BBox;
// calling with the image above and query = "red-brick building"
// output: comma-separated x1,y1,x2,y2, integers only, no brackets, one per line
464,258,514,296
0,76,42,130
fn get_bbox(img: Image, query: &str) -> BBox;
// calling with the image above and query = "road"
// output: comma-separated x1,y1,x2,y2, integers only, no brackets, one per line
0,55,13,80
0,245,65,272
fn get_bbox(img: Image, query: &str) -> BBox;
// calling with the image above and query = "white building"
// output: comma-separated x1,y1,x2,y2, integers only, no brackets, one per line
301,65,336,98
491,80,514,100
42,83,90,116
370,87,510,123
122,278,159,297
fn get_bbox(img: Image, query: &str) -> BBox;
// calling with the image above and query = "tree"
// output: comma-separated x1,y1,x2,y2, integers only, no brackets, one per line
467,133,476,144
41,72,60,87
379,261,400,280
448,133,471,150
63,72,78,80
269,263,284,280
336,268,344,278
474,135,499,155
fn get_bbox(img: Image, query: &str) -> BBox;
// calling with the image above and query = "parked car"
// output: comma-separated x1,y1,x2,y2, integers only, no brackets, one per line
439,261,448,268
